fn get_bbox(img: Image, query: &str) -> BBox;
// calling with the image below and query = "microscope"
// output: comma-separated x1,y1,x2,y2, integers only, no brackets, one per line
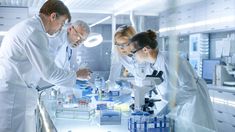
130,70,163,114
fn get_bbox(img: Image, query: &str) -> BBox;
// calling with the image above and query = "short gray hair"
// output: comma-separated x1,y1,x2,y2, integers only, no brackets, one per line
72,20,90,35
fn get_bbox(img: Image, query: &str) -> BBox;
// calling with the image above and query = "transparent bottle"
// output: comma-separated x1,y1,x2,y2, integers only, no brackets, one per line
56,89,64,108
94,75,102,100
142,112,150,132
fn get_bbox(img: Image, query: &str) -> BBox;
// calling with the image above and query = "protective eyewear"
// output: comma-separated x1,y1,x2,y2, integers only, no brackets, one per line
114,41,131,48
72,26,86,43
117,25,128,30
128,47,144,57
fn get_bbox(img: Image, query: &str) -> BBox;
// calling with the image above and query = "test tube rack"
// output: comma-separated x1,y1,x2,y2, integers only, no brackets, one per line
128,115,175,132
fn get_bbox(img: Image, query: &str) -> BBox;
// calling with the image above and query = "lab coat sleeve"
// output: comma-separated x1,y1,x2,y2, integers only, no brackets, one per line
119,56,135,75
54,45,67,69
109,48,149,82
24,30,76,88
120,56,148,80
109,51,143,81
178,58,198,91
168,56,197,105
108,48,123,82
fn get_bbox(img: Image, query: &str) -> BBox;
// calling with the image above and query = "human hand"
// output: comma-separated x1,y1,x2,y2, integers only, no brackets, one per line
76,68,92,80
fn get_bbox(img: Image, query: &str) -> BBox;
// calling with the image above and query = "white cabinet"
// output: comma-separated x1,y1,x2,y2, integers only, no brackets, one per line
227,114,235,125
209,87,235,132
189,33,209,77
216,120,235,132
0,7,28,31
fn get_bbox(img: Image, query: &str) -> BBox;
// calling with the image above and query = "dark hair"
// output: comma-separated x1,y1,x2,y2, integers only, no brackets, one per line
130,29,158,49
39,0,71,22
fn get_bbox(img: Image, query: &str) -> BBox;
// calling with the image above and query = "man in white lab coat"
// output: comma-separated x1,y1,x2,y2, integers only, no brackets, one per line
0,0,80,132
49,20,91,77
48,20,91,93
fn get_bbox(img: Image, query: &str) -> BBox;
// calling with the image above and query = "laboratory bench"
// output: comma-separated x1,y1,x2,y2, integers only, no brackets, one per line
38,99,130,132
208,84,235,93
208,84,235,132
36,87,218,132
36,90,170,132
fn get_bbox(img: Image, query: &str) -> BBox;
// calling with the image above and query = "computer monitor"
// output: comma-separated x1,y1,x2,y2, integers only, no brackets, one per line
202,59,220,84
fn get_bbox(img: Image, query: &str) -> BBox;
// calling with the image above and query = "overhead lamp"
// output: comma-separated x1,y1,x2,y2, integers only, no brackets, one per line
0,31,7,36
89,16,111,28
84,33,103,48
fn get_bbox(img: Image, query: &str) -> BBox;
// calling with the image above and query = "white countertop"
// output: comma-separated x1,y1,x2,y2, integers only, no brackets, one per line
39,87,219,132
207,84,235,93
42,99,130,132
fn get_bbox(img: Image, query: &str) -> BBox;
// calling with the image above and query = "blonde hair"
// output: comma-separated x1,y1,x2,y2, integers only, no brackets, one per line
114,25,136,42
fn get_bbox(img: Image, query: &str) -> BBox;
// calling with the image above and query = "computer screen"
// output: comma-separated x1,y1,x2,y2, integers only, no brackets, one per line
202,59,220,83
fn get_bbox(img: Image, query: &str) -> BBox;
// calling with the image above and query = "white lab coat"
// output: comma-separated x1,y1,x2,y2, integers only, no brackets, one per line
0,15,76,132
48,29,79,71
48,29,81,94
151,51,217,131
109,48,152,86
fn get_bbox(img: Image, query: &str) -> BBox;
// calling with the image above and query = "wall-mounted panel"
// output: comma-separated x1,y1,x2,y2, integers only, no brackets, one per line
159,0,235,37
0,6,28,31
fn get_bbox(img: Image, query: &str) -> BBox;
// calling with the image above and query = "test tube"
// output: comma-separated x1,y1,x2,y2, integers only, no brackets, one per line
154,117,157,128
128,118,132,131
144,121,147,132
169,119,175,132
143,112,149,132
160,120,162,132
131,112,139,132
163,116,166,128
134,121,137,132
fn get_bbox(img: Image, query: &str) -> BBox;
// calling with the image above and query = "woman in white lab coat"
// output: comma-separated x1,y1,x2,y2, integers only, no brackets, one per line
128,30,217,131
109,25,151,85
0,1,78,132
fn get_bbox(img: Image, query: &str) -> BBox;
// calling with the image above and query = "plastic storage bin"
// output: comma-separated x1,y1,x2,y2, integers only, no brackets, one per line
128,112,174,132
55,106,95,120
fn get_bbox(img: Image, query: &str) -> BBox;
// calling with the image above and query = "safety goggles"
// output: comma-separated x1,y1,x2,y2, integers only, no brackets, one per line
128,47,144,57
114,40,131,48
72,26,86,43
116,25,129,31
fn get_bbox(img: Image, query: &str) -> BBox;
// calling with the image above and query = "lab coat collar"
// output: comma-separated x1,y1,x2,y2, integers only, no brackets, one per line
151,51,164,70
64,30,72,48
34,15,46,33
60,29,68,43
